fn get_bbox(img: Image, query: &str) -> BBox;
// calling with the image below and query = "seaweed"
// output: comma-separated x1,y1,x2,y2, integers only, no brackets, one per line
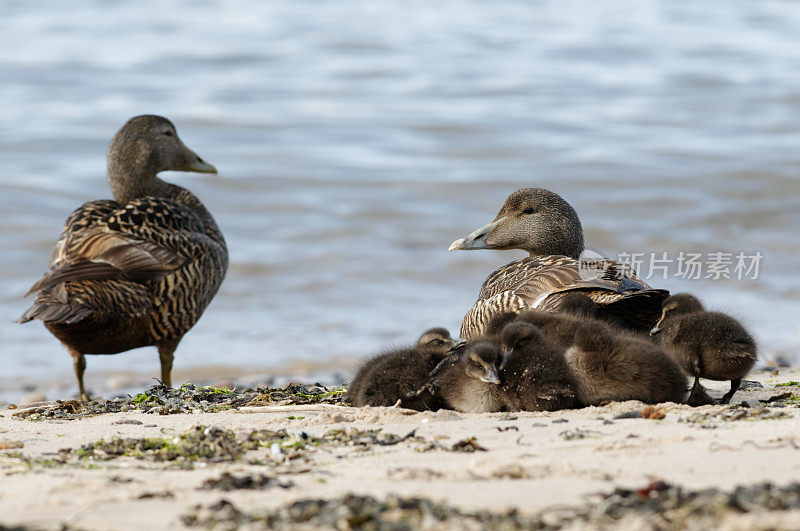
11,383,348,421
182,482,800,530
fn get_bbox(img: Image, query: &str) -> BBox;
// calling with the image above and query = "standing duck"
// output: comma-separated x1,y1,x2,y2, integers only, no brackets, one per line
19,115,228,401
347,327,456,410
652,293,757,405
449,188,668,339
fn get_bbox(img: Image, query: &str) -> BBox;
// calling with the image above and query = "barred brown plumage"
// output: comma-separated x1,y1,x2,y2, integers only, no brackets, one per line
19,115,228,401
450,189,668,339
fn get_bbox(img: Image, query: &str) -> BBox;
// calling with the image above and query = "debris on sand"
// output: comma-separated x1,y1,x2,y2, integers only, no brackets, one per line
12,383,348,421
681,405,791,426
183,482,800,530
69,425,469,470
200,472,293,491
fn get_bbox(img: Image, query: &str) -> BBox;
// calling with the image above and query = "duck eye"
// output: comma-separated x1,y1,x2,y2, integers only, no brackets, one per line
163,130,174,137
522,207,535,215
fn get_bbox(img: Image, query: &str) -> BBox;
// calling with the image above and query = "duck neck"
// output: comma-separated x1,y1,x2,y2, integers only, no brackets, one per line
525,240,584,260
107,158,173,206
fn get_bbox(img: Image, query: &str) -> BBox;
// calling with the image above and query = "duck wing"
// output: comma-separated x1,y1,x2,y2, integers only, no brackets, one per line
21,197,224,321
460,256,668,338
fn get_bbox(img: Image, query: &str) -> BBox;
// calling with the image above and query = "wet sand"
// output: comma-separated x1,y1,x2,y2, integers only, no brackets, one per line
1,368,799,530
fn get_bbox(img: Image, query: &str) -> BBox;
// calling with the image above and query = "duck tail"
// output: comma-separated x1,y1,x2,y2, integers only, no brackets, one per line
18,302,93,325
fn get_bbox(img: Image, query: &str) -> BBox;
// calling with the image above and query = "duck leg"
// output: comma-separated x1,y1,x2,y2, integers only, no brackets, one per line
720,378,742,405
686,376,715,407
158,340,179,387
68,347,89,402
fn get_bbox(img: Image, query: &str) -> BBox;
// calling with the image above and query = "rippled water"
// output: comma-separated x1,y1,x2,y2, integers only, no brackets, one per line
2,1,799,397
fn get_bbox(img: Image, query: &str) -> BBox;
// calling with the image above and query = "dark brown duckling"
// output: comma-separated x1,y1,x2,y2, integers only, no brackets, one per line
652,293,757,405
498,322,580,411
565,320,687,405
19,115,226,401
347,327,456,410
435,342,506,413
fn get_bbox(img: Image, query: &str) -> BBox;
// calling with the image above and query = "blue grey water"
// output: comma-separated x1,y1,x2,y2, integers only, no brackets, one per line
1,1,799,398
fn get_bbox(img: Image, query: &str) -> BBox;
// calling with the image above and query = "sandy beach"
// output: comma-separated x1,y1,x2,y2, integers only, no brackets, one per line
1,367,799,530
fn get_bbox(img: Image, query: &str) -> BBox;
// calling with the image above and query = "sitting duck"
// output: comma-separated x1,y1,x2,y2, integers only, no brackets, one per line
449,188,668,339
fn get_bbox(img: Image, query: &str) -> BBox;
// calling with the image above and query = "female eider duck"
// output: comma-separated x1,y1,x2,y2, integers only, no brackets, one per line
652,293,757,405
449,188,668,339
19,115,228,401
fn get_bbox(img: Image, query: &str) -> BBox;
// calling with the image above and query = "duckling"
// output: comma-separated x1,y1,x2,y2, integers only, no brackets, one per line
498,322,580,411
347,327,456,410
449,188,668,338
565,320,687,405
19,115,226,401
652,293,757,405
435,342,506,413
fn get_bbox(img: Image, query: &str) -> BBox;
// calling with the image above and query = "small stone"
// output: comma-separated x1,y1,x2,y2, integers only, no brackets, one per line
613,410,642,419
552,419,568,424
0,439,24,450
270,442,284,463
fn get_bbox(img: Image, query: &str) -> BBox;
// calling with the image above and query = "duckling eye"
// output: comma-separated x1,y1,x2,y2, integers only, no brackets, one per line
522,207,535,215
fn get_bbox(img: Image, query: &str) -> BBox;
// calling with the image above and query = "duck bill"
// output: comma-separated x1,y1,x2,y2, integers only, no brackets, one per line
184,156,218,174
480,367,501,385
180,144,218,174
649,318,664,336
449,216,507,251
448,338,467,352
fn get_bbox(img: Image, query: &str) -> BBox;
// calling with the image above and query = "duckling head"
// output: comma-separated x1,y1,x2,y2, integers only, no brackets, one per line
499,321,547,355
107,115,217,204
460,342,503,385
416,327,460,355
651,293,705,336
449,188,584,259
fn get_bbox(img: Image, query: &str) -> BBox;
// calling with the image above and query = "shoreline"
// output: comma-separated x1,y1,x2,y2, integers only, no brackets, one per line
1,368,799,529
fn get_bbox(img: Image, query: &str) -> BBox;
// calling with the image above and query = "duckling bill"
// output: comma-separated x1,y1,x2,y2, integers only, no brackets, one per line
19,115,228,401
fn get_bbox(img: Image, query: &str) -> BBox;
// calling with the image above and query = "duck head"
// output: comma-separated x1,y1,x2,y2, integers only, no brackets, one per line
650,293,705,336
499,321,547,358
460,342,503,385
416,327,462,355
449,188,584,259
107,115,217,204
